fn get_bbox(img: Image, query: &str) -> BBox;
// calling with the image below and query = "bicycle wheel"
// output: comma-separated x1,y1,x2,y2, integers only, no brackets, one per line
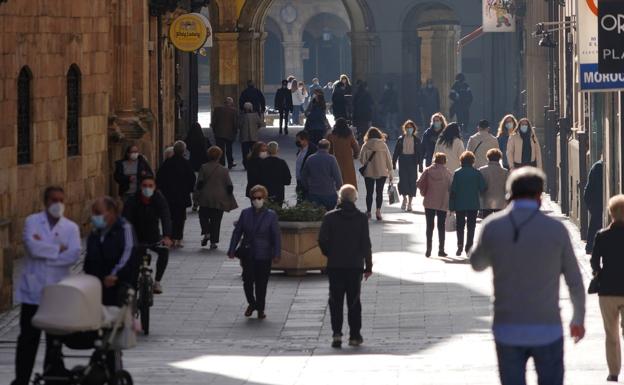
111,369,133,385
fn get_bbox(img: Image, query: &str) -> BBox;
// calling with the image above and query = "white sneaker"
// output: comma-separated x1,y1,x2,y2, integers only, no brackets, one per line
153,281,163,294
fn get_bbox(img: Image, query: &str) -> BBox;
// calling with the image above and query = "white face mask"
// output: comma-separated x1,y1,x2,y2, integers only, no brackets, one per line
259,151,269,159
505,122,515,130
252,199,264,209
520,125,529,134
407,128,414,136
129,152,139,161
47,202,65,219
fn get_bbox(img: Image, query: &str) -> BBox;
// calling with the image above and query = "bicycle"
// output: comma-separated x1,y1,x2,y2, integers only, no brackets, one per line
135,243,165,335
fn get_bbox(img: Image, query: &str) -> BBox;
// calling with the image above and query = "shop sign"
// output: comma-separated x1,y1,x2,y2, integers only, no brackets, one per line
598,0,624,73
482,0,517,32
169,13,209,52
579,0,624,91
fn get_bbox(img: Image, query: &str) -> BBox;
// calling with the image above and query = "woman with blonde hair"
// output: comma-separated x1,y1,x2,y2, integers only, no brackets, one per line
507,118,542,170
591,194,624,382
392,120,423,211
359,127,394,220
422,113,448,168
497,114,517,169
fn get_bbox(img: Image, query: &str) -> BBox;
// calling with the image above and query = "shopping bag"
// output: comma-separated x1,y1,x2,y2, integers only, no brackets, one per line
387,184,400,205
445,211,456,232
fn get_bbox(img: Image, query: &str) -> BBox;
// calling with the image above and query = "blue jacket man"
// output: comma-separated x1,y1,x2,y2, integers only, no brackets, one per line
301,139,343,211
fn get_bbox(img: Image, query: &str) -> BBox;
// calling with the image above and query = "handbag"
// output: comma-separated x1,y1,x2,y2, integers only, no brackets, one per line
359,151,376,177
588,272,601,294
387,183,399,205
445,211,456,232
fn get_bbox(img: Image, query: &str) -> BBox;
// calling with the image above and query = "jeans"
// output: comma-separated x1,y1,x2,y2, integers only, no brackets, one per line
308,193,338,211
456,210,478,251
216,137,234,167
137,245,169,282
586,209,602,253
170,205,187,240
292,105,303,125
199,207,224,244
11,304,59,385
425,209,447,252
364,177,387,212
241,141,255,170
278,110,290,131
496,338,564,385
328,269,363,338
242,259,272,312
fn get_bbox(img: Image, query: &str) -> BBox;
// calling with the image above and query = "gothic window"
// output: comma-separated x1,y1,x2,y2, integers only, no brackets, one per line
17,67,32,165
66,65,80,156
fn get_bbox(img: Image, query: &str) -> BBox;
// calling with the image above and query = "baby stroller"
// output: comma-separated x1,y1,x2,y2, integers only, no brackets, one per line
31,275,136,385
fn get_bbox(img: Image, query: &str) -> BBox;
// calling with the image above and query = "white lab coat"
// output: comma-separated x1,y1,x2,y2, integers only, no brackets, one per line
16,211,81,305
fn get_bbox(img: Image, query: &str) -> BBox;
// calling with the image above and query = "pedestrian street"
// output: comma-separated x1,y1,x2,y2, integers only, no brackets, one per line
0,124,609,385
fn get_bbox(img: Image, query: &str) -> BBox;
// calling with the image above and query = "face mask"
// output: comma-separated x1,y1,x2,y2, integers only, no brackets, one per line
252,199,264,209
142,187,155,198
505,122,514,130
295,140,302,148
407,128,414,135
433,122,442,130
520,125,529,134
91,215,107,230
129,153,139,161
47,202,65,219
259,152,269,159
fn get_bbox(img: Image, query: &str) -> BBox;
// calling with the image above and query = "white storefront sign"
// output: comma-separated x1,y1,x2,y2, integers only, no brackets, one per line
482,0,517,32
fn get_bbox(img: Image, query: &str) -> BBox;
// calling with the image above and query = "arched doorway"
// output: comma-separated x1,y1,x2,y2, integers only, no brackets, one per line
402,3,460,126
263,16,285,88
302,13,352,84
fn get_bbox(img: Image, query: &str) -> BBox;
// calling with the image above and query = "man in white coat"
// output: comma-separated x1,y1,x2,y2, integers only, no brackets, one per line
11,186,81,385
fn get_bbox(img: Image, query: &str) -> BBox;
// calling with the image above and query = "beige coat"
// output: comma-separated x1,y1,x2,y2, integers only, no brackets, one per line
238,112,265,142
359,138,394,179
479,162,509,210
467,130,499,169
434,138,464,173
507,132,542,169
417,163,452,211
196,161,238,211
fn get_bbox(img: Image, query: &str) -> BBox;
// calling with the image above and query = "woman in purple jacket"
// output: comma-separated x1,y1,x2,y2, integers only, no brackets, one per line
228,185,281,319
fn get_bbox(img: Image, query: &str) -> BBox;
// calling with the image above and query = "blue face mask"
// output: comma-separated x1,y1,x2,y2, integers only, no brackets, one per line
407,128,414,135
142,187,155,198
505,122,514,130
433,122,442,130
91,215,107,230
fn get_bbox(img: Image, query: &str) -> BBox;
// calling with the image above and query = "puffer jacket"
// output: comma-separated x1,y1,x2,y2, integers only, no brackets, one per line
417,163,452,211
359,138,394,179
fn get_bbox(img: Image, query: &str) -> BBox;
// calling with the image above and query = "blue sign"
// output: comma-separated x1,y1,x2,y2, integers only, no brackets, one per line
580,63,624,91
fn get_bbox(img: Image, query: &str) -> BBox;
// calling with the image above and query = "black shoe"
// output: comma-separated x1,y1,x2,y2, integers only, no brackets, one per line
425,248,431,258
285,128,289,135
257,311,266,320
348,335,363,347
465,245,472,254
201,236,209,247
244,306,254,317
456,247,463,256
210,243,218,250
331,334,342,349
607,375,618,382
438,250,448,257
228,163,237,170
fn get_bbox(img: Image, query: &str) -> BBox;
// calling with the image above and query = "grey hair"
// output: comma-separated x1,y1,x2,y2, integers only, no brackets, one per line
243,102,253,112
173,140,186,155
318,139,331,150
608,195,624,223
338,184,358,204
267,141,279,155
506,166,546,200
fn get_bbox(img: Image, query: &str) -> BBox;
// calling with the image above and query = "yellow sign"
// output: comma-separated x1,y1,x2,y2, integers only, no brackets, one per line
169,14,208,52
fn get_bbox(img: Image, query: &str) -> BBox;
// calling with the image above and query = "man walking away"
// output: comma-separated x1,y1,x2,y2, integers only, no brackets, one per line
211,97,239,169
470,167,586,385
479,149,509,218
239,80,266,115
319,184,372,349
12,186,81,385
301,139,343,210
584,159,604,254
449,73,473,133
421,79,440,125
261,142,292,206
295,131,317,203
467,119,500,169
353,81,374,140
274,80,293,135
379,82,399,138
323,81,334,111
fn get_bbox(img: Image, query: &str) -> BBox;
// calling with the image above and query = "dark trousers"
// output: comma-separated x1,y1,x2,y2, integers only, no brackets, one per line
456,109,470,134
278,110,289,131
496,338,564,385
456,210,478,250
328,269,363,338
138,245,169,282
308,193,338,211
170,205,187,240
364,177,387,212
354,120,371,140
241,141,255,169
482,209,501,219
11,304,57,385
199,207,224,244
586,209,602,253
296,181,308,204
425,209,447,252
309,130,325,146
216,137,234,167
242,259,272,312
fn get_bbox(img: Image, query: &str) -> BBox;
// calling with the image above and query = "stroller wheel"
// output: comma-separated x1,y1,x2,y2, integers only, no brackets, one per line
111,370,133,385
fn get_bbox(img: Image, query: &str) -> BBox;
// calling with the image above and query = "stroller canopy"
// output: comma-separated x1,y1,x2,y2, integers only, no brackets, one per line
32,274,103,335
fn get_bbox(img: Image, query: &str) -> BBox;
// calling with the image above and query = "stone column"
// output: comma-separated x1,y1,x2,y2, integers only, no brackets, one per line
238,31,266,91
282,41,305,80
350,32,380,91
211,32,240,111
432,26,460,117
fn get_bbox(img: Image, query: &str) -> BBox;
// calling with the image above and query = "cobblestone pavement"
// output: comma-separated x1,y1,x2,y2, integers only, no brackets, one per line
0,121,611,384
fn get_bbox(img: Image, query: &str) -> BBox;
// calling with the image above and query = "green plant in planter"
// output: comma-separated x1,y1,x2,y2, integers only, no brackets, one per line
267,201,326,222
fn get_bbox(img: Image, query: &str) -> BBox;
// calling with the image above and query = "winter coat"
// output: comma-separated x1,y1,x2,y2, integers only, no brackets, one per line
359,138,394,179
300,150,343,196
260,156,292,204
420,87,440,119
327,133,359,188
449,165,486,211
479,162,509,210
392,135,423,168
417,163,452,211
246,157,264,197
507,132,542,169
467,130,500,169
318,202,372,272
196,160,238,211
591,223,624,296
434,138,465,173
422,126,442,167
379,88,399,114
353,89,374,122
274,87,293,112
332,86,347,118
239,86,266,113
449,80,473,113
156,154,196,209
584,160,604,213
211,106,239,141
113,156,153,197
305,102,328,131
122,191,172,244
185,125,210,172
239,112,265,142
228,207,281,261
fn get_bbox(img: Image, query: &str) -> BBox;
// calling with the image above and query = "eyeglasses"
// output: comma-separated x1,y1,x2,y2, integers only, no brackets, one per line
251,197,264,201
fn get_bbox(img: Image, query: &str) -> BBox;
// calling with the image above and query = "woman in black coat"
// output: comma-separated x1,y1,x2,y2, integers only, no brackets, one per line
392,120,423,212
246,142,268,198
185,122,210,172
156,141,197,248
113,144,153,200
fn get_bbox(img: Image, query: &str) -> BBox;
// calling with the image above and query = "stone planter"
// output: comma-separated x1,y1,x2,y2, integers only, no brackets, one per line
272,221,326,276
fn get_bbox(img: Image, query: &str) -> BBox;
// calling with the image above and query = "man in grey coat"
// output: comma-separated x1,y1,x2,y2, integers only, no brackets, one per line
479,148,509,218
211,97,239,169
470,167,585,385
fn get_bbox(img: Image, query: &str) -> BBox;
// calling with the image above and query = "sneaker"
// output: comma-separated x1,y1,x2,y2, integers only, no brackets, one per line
153,281,163,294
348,336,363,347
331,335,342,349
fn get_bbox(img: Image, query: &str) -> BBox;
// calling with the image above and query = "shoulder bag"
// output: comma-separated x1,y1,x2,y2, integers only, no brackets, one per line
359,151,376,177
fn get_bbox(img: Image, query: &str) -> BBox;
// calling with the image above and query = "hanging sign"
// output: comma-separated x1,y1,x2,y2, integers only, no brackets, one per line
169,13,209,52
598,0,624,73
579,0,624,90
482,0,517,32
